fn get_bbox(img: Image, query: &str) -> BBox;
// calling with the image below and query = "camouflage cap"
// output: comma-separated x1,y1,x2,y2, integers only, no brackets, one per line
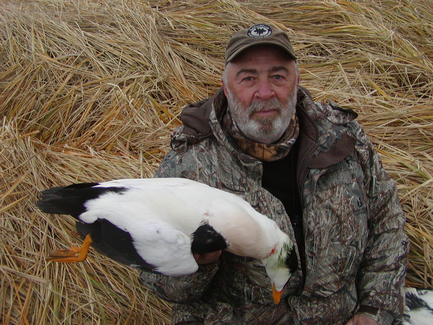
225,24,297,64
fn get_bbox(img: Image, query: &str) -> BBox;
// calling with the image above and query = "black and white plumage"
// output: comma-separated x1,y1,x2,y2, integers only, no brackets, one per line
37,178,298,303
403,287,433,325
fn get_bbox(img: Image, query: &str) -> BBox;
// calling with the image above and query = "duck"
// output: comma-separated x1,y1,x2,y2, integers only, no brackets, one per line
403,287,433,325
37,177,298,304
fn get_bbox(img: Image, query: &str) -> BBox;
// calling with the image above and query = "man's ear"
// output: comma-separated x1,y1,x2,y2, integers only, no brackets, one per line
222,77,228,97
222,66,231,97
293,66,300,94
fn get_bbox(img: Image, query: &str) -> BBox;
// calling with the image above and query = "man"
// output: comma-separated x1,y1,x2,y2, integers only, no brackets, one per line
140,24,408,325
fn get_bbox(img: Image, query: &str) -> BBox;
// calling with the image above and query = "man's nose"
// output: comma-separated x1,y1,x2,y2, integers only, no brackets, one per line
255,80,275,101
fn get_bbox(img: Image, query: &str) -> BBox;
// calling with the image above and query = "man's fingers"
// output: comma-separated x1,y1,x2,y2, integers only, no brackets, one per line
194,250,222,264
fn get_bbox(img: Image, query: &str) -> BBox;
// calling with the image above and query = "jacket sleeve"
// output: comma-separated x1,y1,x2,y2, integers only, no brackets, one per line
139,148,220,303
354,123,409,324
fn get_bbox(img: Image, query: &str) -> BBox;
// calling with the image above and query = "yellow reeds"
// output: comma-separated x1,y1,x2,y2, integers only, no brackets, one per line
1,0,433,323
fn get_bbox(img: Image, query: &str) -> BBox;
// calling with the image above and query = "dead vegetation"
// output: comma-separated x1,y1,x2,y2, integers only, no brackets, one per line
1,0,432,323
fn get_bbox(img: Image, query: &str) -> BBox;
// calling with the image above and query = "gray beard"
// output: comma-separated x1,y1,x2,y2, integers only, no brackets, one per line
226,91,297,144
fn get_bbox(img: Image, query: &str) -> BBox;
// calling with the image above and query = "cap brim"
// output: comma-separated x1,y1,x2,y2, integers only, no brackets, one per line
226,41,297,63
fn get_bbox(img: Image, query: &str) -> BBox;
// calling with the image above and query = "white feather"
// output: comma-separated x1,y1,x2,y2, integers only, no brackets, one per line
78,178,291,277
403,287,433,325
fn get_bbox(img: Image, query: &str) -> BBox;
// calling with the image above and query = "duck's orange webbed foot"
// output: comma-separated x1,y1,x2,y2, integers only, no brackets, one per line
46,234,93,263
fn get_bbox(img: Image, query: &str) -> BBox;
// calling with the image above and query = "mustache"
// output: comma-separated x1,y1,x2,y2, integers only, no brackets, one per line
249,98,283,115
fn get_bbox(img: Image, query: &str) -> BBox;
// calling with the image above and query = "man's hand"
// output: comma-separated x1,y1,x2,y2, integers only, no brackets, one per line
345,314,379,325
193,250,222,264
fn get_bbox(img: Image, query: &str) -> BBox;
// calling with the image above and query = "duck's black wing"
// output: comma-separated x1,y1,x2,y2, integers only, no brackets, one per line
75,219,158,273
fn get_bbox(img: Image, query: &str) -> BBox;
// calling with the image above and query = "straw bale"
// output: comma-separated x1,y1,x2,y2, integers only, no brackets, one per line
1,0,432,323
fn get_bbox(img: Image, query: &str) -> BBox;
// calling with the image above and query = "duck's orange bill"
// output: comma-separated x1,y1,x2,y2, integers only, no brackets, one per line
272,284,283,304
47,234,93,263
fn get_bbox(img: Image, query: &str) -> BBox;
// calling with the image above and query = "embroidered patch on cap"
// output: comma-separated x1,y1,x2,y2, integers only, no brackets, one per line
247,24,272,38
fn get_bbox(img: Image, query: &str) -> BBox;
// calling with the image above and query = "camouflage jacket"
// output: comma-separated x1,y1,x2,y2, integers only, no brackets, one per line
140,87,408,325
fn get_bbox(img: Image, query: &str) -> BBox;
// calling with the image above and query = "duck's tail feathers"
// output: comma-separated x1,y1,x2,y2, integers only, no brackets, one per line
36,183,125,218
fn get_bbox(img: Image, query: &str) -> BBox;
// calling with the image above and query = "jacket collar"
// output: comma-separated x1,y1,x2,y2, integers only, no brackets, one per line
177,86,357,170
296,88,357,170
179,88,226,140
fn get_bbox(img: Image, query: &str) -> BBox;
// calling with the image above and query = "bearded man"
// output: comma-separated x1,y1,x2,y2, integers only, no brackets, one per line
140,24,408,325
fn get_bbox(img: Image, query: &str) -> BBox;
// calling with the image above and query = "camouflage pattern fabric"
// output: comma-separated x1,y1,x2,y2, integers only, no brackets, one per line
140,87,409,325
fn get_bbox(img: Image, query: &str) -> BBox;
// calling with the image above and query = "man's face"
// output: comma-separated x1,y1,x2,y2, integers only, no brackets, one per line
222,45,299,144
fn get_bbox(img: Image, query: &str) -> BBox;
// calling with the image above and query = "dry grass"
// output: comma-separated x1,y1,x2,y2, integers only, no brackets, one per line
1,0,432,323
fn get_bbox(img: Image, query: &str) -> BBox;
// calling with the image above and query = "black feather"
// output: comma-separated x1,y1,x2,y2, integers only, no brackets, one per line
405,290,433,311
191,224,227,254
75,220,158,273
36,183,126,219
285,246,298,273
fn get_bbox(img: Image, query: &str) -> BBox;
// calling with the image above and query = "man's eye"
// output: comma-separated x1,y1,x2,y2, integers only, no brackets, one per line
272,75,283,80
243,76,254,81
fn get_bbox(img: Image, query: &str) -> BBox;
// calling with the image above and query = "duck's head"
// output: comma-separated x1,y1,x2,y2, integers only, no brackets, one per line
261,235,298,304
